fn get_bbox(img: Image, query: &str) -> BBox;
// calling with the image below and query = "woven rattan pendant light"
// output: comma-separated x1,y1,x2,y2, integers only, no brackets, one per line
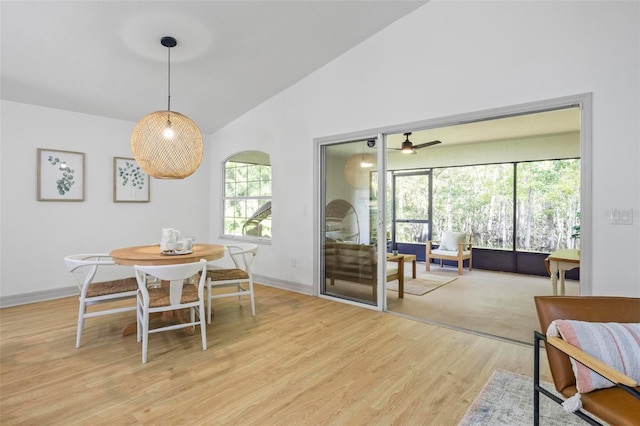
131,36,203,179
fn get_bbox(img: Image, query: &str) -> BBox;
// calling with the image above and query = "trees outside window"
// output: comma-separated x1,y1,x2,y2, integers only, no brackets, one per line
516,159,580,252
223,151,271,239
432,164,514,249
391,171,431,245
390,159,580,253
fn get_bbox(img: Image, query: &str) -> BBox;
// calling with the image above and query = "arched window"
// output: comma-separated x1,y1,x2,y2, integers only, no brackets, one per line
223,151,271,240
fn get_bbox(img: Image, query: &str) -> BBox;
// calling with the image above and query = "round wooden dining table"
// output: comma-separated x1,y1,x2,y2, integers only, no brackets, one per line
109,243,226,336
110,243,226,266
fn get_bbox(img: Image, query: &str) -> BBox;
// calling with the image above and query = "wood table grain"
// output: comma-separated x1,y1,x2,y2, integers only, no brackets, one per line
110,243,226,266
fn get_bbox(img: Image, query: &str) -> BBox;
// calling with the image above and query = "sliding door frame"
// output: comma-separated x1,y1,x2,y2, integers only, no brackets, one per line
314,92,593,311
315,133,387,310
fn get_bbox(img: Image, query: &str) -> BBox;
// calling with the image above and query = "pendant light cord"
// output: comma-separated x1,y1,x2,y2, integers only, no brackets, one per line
167,46,171,113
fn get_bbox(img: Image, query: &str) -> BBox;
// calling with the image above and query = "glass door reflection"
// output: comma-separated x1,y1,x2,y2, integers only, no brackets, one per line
321,139,379,305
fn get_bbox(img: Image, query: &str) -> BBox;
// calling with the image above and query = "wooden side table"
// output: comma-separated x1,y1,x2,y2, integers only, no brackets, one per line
387,253,417,279
545,249,580,295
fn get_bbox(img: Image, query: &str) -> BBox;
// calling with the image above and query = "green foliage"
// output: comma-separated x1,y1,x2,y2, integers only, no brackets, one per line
516,160,580,251
432,163,515,249
118,161,145,190
225,161,271,197
571,212,581,240
224,160,272,237
48,155,75,195
388,159,580,252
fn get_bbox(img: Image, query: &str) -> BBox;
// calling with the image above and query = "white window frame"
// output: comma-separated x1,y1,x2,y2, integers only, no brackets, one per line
222,151,271,242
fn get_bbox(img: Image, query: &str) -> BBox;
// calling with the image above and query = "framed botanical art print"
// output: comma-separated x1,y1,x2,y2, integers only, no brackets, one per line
37,148,85,201
113,157,150,202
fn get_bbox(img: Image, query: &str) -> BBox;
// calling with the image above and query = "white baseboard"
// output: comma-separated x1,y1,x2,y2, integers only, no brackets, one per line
0,286,77,308
252,274,315,296
0,277,315,309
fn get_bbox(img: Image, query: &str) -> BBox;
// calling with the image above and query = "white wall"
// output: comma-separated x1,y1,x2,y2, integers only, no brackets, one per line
0,101,211,304
2,1,639,303
208,1,639,297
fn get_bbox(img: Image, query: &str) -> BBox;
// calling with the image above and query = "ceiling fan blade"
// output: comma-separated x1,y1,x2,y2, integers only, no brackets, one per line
413,140,442,150
388,147,417,154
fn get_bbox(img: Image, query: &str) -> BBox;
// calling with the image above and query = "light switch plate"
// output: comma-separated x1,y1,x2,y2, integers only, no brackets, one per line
609,208,633,225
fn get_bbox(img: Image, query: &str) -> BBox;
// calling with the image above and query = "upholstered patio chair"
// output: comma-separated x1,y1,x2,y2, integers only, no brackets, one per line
425,231,472,275
534,296,640,426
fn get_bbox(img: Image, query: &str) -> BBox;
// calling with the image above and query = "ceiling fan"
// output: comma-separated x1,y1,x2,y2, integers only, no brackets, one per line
392,132,442,154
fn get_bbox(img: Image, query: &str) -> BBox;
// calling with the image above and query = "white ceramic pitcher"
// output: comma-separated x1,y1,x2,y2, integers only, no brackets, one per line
160,228,181,251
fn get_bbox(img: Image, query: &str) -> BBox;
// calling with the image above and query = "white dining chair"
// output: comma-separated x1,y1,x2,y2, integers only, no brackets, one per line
204,243,258,323
64,254,138,348
134,259,208,364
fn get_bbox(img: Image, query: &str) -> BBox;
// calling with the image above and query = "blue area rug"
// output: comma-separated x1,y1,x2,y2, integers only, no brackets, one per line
458,369,602,426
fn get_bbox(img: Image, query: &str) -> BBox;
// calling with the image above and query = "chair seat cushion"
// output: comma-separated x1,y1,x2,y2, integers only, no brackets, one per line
146,284,199,308
550,320,640,393
431,249,471,256
205,268,249,281
565,383,640,425
86,277,137,297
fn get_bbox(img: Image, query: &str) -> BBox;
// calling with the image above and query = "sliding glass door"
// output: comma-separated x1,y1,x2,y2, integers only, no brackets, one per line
320,138,381,306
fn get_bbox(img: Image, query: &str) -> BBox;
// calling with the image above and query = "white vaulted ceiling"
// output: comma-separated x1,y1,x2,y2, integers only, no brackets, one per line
0,1,427,134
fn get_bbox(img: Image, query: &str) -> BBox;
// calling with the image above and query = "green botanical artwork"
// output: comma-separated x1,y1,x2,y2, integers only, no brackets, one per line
118,161,145,189
48,155,75,195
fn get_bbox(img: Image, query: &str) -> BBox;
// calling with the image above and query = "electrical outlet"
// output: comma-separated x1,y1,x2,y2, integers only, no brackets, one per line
291,258,297,268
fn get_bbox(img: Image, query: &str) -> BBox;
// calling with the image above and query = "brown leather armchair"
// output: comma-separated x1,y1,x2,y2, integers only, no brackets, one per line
534,296,640,426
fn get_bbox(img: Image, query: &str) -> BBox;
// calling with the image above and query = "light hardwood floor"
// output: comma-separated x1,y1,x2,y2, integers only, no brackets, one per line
0,285,553,425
